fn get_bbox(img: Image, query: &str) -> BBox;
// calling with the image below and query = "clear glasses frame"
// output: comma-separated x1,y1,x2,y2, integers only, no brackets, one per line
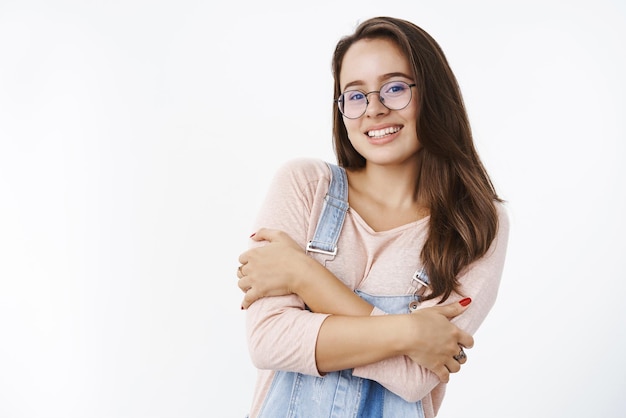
336,81,417,119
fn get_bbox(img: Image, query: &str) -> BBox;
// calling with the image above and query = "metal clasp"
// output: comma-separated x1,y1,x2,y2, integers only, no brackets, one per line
411,268,430,289
306,242,338,256
409,268,430,312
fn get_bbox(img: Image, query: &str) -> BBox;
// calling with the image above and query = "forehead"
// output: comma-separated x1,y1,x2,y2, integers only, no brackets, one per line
339,38,411,88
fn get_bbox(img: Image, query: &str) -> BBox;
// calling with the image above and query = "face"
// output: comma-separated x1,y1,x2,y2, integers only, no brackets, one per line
339,38,420,168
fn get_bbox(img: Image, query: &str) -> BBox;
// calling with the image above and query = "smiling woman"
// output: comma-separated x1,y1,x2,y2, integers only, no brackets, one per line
1,2,624,417
236,16,509,418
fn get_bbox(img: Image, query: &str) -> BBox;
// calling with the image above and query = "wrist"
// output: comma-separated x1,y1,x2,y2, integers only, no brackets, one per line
290,252,316,294
393,314,420,356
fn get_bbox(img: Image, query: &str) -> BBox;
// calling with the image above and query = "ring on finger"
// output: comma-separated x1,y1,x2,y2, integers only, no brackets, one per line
453,348,466,362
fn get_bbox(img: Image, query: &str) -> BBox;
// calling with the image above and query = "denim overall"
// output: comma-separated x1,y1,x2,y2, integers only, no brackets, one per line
257,163,428,418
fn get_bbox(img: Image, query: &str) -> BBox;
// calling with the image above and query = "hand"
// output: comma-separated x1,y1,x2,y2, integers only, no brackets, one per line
403,299,474,383
237,228,308,309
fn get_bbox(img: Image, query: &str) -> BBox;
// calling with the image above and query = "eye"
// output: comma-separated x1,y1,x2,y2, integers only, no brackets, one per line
383,82,408,96
345,90,366,101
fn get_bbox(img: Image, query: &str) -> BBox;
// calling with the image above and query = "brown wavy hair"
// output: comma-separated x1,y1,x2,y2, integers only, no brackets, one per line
331,16,501,302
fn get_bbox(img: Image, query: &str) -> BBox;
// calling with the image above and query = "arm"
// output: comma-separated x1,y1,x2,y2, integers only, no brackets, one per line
314,300,472,378
352,203,511,401
246,286,472,381
238,228,372,316
242,204,510,401
239,227,474,382
242,158,355,376
241,160,494,397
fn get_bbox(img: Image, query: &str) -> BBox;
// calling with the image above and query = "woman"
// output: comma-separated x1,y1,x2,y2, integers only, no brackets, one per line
236,16,509,418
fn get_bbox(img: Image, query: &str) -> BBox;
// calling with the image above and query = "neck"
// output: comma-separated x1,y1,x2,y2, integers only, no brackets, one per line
348,161,422,209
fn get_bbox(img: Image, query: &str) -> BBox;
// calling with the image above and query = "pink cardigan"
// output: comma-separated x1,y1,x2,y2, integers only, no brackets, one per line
244,158,510,417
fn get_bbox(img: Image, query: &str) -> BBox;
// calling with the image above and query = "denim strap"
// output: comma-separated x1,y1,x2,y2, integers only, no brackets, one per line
306,163,349,256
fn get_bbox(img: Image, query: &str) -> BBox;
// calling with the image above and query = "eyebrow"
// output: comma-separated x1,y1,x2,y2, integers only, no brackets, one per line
342,72,414,91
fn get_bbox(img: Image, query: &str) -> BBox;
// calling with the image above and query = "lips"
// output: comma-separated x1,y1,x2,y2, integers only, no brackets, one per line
366,125,402,139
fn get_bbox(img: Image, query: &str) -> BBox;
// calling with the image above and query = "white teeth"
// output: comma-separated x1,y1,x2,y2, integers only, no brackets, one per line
367,126,401,138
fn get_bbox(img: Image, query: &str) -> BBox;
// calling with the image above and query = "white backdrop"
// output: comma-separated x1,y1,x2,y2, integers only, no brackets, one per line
1,0,625,417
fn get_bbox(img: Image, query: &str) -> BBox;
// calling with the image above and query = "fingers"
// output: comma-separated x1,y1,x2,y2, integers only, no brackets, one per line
237,264,244,278
432,297,472,319
458,332,474,350
432,345,467,383
249,227,279,243
437,298,475,349
238,228,281,264
238,229,283,310
432,365,450,383
236,265,255,309
241,288,260,310
430,329,472,382
236,262,249,283
237,274,249,292
453,346,467,365
446,356,461,374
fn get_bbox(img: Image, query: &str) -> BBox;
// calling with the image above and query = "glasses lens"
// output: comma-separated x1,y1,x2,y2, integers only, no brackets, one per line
339,90,367,119
379,81,412,110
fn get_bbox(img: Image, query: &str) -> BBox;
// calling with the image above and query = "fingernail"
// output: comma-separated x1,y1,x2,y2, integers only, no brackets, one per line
241,305,245,310
249,233,256,238
459,297,472,307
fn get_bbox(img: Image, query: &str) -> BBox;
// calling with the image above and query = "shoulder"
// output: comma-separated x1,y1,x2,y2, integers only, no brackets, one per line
255,158,335,233
272,157,332,187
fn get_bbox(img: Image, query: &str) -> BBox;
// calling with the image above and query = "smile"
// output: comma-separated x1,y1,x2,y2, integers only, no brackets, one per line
367,126,401,139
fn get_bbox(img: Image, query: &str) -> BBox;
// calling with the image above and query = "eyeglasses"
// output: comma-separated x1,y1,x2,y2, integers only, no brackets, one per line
336,81,416,119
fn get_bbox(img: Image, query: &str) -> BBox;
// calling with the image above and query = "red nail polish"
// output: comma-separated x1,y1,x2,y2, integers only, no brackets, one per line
459,297,472,307
241,305,245,310
249,233,256,238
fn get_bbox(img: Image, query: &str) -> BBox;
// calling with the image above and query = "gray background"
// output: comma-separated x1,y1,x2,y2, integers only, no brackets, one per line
1,0,624,417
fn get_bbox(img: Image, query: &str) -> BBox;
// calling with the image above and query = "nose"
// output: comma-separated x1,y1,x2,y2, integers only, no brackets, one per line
365,92,389,117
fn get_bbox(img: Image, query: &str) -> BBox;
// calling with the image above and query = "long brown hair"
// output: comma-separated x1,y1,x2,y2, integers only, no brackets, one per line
331,16,501,302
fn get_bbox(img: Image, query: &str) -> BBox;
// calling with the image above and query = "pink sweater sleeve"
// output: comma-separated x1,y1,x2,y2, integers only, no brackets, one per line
352,204,510,402
245,159,332,376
